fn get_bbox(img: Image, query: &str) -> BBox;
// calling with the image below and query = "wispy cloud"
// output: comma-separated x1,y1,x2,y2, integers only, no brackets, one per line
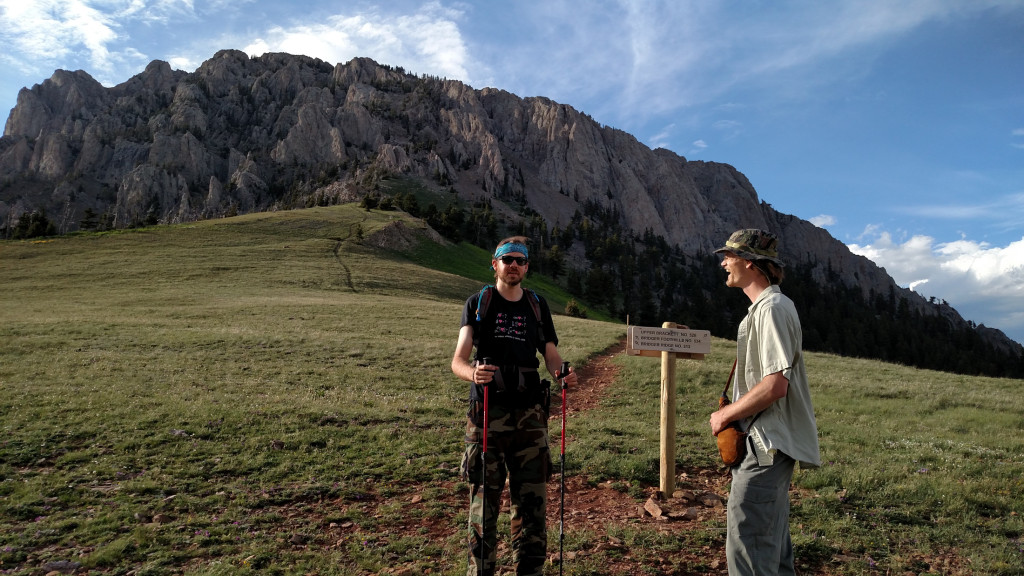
688,140,708,156
0,0,100,72
517,0,1021,134
647,124,675,150
0,0,193,83
603,1,960,112
894,193,1024,236
898,204,998,219
1013,128,1024,149
712,120,740,129
120,0,197,25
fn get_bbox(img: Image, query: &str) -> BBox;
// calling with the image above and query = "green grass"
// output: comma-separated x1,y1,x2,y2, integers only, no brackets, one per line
404,234,615,323
2,204,1023,575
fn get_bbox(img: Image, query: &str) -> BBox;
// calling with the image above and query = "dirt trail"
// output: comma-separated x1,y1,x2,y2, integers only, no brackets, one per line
537,340,733,574
377,341,737,574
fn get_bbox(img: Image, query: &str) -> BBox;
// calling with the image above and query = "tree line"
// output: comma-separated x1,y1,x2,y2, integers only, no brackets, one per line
415,195,1024,379
2,210,57,240
6,190,1021,378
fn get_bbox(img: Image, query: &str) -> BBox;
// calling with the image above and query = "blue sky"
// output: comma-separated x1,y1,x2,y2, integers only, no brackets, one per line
2,0,1023,345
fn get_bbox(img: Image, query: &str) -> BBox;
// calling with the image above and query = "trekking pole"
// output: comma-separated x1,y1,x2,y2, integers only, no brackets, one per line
479,358,492,576
558,361,570,576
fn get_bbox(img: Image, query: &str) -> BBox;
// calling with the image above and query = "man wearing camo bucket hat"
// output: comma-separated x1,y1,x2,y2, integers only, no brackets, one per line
709,229,820,576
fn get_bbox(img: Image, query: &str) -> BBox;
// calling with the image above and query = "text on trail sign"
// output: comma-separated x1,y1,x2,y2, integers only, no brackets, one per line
626,326,711,355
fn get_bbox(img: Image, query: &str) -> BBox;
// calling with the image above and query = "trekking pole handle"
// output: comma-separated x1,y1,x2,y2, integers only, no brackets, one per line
559,361,570,389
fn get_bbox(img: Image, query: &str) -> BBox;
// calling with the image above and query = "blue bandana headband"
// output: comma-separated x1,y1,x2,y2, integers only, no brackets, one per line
494,242,529,259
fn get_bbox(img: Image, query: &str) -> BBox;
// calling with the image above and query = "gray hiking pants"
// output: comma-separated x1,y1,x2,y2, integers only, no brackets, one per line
726,443,796,576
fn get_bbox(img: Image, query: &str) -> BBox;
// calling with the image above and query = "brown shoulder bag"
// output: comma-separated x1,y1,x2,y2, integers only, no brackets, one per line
716,360,763,467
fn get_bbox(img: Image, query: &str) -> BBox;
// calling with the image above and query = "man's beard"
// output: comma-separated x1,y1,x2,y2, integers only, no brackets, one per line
497,270,523,286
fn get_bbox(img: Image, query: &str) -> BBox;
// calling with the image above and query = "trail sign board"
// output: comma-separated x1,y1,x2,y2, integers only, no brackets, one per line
626,322,710,494
626,326,711,359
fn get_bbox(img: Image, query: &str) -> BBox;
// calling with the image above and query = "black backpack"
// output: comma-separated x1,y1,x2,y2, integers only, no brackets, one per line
474,285,545,342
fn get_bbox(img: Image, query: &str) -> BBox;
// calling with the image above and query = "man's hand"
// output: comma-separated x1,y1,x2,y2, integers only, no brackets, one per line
709,409,732,436
556,366,578,387
709,371,787,435
473,362,496,385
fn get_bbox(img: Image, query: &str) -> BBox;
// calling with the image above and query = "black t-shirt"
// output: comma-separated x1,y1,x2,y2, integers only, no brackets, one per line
460,288,558,370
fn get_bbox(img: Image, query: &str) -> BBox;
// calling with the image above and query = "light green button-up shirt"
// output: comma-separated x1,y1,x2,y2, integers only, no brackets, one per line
735,285,821,468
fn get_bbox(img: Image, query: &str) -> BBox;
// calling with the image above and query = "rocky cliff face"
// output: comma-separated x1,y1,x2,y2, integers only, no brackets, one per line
0,50,1015,353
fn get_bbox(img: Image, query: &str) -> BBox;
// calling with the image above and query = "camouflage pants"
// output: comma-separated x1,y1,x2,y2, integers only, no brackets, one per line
460,401,551,576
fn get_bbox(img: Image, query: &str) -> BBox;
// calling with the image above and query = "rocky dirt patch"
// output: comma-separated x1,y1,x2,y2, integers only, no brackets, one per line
214,341,976,575
364,220,446,251
540,341,734,574
302,341,737,575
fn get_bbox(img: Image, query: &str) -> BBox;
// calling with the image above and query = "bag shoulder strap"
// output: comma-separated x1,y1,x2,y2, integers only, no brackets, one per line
525,289,542,322
721,359,738,400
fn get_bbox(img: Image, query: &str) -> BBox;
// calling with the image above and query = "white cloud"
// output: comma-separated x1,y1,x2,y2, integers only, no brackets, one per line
167,55,200,72
688,139,708,156
1,0,85,67
0,0,192,83
809,214,836,228
240,4,471,83
849,228,1024,343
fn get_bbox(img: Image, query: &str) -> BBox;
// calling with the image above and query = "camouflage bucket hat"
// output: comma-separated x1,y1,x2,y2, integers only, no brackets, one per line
714,229,785,267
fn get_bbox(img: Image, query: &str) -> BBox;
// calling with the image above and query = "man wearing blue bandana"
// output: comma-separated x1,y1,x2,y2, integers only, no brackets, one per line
452,236,577,576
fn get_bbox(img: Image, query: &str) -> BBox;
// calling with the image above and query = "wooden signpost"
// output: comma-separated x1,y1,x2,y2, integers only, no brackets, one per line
626,322,711,494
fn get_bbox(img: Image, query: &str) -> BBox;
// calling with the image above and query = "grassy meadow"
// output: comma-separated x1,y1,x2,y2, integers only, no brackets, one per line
1,204,1022,575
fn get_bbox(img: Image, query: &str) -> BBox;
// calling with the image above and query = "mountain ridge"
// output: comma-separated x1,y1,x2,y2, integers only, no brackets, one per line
1,49,1021,362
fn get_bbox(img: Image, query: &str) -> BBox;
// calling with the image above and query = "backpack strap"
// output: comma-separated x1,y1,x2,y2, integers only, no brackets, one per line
474,285,494,322
526,289,545,342
525,289,542,323
475,286,545,340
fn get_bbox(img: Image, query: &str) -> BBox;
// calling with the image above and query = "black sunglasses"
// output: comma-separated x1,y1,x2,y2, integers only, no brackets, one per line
499,256,529,265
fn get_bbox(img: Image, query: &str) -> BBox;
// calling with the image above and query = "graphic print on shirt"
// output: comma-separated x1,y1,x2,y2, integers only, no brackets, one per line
494,311,529,344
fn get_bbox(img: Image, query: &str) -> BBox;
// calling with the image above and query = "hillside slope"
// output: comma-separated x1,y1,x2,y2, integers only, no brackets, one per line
1,206,1021,575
